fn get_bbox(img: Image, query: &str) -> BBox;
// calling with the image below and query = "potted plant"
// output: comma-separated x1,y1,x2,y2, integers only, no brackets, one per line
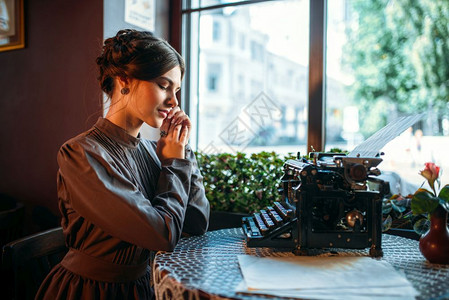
411,162,449,264
196,151,294,231
381,193,420,240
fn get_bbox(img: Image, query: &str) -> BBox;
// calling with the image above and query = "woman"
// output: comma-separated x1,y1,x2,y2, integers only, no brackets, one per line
35,29,210,300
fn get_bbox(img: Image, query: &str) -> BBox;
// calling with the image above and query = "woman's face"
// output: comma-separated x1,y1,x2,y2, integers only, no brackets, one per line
130,66,181,128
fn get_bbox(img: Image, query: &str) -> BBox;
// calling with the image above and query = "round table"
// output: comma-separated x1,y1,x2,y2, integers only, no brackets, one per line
153,228,449,299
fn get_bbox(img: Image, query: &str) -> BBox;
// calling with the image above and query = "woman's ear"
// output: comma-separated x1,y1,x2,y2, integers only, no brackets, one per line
117,76,129,89
115,77,132,96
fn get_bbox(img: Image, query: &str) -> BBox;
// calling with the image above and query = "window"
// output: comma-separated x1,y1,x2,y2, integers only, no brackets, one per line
228,23,234,47
206,63,221,92
250,41,264,61
325,0,449,186
239,33,245,51
181,0,449,186
212,20,221,41
182,0,310,155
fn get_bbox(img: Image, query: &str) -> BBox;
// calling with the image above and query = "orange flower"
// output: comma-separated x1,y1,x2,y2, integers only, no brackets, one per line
419,162,440,194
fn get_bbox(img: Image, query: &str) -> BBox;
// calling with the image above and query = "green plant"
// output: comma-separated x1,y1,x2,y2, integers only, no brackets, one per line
196,151,295,214
409,163,449,234
328,147,348,154
382,194,414,232
378,163,449,234
411,163,449,215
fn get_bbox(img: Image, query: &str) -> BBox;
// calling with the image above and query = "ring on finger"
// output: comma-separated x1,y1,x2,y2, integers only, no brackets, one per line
160,130,168,137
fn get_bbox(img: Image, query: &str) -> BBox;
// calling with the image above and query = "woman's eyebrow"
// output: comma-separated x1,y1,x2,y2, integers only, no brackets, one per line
158,76,173,85
158,76,180,91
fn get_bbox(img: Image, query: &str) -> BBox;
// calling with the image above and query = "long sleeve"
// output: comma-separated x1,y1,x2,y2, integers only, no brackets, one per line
182,146,210,235
57,140,192,251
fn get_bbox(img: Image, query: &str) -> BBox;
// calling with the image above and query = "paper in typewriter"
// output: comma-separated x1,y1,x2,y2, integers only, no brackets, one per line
236,255,419,299
348,113,425,158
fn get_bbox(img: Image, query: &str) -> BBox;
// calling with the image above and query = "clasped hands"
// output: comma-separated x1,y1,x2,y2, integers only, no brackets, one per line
156,106,191,161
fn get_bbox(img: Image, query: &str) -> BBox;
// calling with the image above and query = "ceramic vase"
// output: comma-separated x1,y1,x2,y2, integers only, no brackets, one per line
419,204,449,264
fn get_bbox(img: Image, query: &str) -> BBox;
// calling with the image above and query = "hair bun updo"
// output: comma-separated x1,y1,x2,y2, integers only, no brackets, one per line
96,29,185,98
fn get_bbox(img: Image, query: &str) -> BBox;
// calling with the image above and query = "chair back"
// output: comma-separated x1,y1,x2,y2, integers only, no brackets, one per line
2,227,67,300
0,197,25,250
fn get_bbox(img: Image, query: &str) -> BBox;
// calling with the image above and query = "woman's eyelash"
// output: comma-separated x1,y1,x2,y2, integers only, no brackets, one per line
158,84,168,90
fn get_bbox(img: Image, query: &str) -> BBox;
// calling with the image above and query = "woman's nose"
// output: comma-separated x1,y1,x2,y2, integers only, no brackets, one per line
167,91,179,107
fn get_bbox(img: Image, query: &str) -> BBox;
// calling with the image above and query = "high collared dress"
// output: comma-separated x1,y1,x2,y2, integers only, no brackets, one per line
35,117,210,300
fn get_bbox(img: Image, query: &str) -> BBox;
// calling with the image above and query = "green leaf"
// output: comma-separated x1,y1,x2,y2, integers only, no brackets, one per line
196,150,293,213
438,184,449,202
439,200,449,212
382,215,392,232
382,202,392,214
391,199,406,213
413,218,430,235
411,188,439,215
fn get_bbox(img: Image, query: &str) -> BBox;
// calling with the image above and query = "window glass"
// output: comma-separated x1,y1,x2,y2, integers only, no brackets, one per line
185,0,310,155
326,0,449,187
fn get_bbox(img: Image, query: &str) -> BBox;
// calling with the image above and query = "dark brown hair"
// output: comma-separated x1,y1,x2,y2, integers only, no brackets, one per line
96,29,185,97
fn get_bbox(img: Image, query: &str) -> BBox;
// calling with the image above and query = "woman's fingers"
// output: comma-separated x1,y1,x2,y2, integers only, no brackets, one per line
167,106,181,120
167,124,188,144
179,126,189,145
160,107,182,137
171,124,182,139
171,110,191,127
160,118,171,138
157,107,190,160
161,107,188,138
170,111,191,144
156,124,186,160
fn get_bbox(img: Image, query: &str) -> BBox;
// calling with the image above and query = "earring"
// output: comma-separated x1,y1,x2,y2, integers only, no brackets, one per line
121,87,130,95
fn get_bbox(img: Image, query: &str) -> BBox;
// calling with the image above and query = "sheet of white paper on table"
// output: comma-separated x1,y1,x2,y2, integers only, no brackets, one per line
237,255,418,298
235,280,417,300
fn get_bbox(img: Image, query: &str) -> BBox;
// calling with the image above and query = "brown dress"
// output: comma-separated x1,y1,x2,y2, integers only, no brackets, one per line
35,117,210,300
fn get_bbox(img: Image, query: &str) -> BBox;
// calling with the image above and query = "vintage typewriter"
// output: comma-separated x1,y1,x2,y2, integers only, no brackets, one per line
242,151,390,257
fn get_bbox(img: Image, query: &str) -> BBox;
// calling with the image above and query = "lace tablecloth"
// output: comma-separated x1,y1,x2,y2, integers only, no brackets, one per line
153,228,449,300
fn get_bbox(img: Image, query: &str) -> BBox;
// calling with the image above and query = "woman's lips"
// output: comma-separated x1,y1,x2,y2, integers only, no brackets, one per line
158,110,169,118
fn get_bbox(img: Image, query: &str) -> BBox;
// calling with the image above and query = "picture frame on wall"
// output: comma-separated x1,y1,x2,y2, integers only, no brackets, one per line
124,0,155,32
0,0,24,52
